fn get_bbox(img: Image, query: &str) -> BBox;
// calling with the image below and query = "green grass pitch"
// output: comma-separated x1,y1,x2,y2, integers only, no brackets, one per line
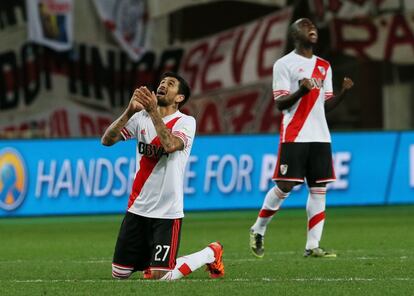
1,206,413,295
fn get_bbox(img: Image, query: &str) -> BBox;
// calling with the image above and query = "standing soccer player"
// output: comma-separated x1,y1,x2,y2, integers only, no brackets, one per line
102,72,224,280
249,18,354,258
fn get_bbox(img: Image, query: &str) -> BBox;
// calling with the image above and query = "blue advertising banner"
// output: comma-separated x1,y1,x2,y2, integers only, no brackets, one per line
0,131,411,217
0,139,136,217
388,132,414,204
184,132,398,210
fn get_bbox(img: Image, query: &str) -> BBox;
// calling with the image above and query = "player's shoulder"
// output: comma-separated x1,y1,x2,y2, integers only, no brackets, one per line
275,52,290,63
177,111,196,125
176,110,193,120
274,51,297,68
314,55,331,67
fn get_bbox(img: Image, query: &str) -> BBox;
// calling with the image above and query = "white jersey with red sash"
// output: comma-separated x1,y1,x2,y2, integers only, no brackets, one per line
120,110,196,219
272,51,334,143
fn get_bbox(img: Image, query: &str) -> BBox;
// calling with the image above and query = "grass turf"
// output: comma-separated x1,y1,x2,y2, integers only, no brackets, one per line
0,206,413,295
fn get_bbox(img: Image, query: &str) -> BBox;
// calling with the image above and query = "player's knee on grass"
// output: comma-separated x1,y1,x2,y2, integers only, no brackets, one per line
112,263,133,279
150,270,169,280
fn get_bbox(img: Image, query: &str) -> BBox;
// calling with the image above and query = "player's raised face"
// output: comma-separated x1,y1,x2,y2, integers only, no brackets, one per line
156,77,183,107
292,18,318,45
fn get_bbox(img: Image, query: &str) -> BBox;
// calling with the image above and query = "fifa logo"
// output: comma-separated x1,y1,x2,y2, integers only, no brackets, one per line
0,148,28,211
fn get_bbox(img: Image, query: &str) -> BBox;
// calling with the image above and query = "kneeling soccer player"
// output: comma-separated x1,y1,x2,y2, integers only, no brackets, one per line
102,72,224,280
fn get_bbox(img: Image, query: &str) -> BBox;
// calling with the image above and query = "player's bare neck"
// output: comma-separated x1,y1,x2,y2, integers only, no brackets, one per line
295,45,313,59
158,105,178,118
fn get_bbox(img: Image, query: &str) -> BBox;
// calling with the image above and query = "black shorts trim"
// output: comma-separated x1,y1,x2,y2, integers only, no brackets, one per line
272,177,305,182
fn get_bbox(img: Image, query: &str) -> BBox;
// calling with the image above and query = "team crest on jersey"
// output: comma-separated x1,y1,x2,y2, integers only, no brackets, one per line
280,164,288,175
318,66,326,76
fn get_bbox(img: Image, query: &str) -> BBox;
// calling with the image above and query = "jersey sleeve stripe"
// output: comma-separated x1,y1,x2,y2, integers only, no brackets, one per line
273,90,290,95
121,128,132,140
325,92,334,100
124,128,132,137
273,90,290,100
172,131,189,147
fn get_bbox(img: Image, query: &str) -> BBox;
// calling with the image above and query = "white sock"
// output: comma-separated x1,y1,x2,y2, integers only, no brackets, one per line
305,187,327,250
160,247,215,280
251,186,289,236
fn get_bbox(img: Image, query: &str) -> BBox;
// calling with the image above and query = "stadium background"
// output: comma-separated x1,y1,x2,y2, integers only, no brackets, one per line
0,0,413,216
0,1,413,295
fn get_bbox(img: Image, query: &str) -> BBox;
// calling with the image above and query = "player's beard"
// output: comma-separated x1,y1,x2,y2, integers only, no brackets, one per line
156,96,169,107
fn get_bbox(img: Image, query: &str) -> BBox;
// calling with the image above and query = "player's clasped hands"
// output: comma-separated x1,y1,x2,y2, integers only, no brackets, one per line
129,87,158,114
128,88,145,113
136,87,158,112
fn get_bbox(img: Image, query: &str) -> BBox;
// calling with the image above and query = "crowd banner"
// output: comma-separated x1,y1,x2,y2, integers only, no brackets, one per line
309,0,414,26
26,0,74,51
92,0,149,61
148,0,287,18
0,5,292,137
178,7,293,95
0,131,412,217
331,12,414,64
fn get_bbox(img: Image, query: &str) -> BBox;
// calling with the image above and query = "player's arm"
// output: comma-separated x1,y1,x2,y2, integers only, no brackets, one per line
276,79,313,111
101,89,143,146
324,77,354,112
137,87,184,153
